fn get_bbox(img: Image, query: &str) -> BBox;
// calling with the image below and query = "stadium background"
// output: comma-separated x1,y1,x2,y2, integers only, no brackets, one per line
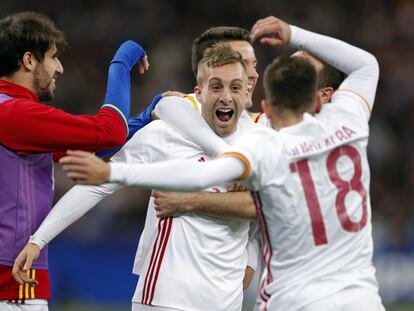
2,0,414,310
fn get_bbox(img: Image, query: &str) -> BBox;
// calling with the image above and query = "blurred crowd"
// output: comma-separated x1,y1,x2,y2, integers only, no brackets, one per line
2,0,413,274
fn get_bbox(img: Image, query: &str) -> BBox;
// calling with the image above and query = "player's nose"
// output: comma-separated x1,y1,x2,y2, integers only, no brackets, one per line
56,58,64,75
219,88,233,104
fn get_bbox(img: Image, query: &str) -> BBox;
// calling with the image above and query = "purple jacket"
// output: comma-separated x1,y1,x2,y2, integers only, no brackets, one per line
0,93,53,269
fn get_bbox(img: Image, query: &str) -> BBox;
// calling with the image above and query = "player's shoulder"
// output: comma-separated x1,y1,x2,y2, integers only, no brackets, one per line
245,125,280,141
235,126,283,156
127,120,176,146
114,120,175,162
160,94,201,113
0,97,45,112
322,89,371,121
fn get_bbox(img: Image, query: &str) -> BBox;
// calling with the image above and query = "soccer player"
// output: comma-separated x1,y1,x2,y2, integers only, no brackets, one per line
0,11,148,310
14,43,257,311
151,23,345,297
59,16,384,310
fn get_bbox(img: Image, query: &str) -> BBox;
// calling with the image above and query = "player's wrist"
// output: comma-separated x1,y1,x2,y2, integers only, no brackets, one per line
28,235,46,250
111,40,146,70
182,193,198,213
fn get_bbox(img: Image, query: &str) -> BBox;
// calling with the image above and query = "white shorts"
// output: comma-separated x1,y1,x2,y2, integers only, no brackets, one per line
298,287,385,311
0,300,48,311
132,303,182,311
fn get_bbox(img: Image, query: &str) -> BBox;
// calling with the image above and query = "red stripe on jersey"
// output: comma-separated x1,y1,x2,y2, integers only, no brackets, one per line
148,217,173,305
141,217,173,305
259,273,270,302
142,218,165,304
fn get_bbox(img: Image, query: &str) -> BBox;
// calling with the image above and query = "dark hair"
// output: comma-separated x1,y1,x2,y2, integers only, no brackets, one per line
191,26,250,78
317,59,346,90
197,42,247,85
264,56,317,113
0,11,68,77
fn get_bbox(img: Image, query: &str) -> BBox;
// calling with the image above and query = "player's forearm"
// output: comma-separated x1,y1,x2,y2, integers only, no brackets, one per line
110,157,245,191
102,40,146,128
186,191,256,220
30,183,121,249
290,26,379,104
155,96,228,156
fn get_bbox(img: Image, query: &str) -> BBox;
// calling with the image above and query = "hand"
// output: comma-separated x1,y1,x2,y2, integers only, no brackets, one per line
243,266,255,289
151,110,159,120
12,243,40,286
161,90,187,98
151,91,187,120
250,16,291,46
111,40,148,71
137,55,149,74
152,191,194,218
59,150,110,185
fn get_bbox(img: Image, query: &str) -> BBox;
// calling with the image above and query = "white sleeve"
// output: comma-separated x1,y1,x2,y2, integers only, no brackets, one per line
29,183,122,249
155,96,228,156
30,126,164,249
290,25,379,110
110,156,245,191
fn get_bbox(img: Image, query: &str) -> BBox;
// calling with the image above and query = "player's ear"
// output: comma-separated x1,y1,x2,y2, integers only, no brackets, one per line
315,92,323,113
319,87,334,104
261,99,272,119
21,52,37,72
194,86,202,103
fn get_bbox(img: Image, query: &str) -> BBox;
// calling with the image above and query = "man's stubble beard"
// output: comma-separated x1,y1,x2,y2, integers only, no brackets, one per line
34,64,54,102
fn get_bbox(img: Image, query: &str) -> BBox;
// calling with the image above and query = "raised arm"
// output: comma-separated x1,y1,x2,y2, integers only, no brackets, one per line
0,41,148,154
251,16,379,107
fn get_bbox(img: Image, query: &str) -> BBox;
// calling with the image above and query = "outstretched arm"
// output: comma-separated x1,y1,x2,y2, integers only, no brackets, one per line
59,150,247,191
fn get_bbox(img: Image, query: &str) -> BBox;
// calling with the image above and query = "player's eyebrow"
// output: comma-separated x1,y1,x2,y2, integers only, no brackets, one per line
208,77,223,84
230,78,244,84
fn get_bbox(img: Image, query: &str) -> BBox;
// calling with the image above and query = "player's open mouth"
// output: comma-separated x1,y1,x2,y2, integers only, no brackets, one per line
216,107,234,124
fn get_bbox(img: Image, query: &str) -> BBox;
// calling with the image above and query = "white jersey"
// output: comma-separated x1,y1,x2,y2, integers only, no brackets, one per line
125,118,252,311
106,24,380,311
227,90,377,311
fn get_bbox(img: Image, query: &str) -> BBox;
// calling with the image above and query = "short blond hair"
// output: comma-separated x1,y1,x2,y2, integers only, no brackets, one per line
196,42,247,85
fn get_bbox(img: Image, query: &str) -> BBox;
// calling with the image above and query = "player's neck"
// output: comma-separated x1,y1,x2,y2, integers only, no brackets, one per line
1,72,36,95
271,112,304,130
